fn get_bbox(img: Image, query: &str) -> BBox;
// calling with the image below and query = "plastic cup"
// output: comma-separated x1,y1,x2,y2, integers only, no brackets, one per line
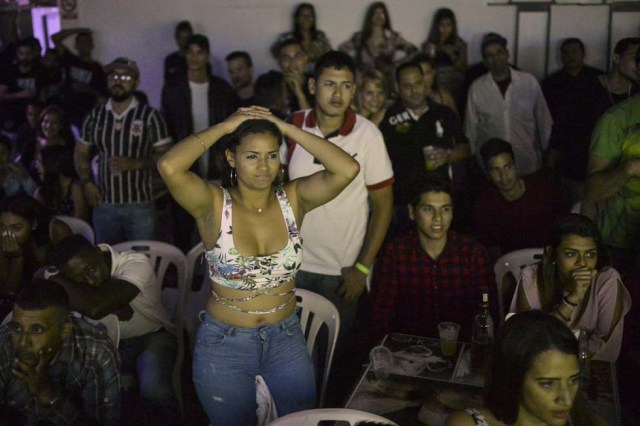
438,322,461,356
423,145,437,171
369,345,394,380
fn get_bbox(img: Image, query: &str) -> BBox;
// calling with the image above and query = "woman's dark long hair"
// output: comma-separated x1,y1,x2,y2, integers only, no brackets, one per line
485,310,579,424
426,8,459,45
293,3,318,41
357,2,392,65
536,214,610,312
39,145,77,213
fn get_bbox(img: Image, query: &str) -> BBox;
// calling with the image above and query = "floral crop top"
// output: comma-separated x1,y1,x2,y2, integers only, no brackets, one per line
204,184,303,291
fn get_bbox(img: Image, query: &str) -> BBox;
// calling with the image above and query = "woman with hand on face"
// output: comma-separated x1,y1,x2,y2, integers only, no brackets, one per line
446,310,604,426
510,214,631,361
0,195,71,315
353,69,388,126
157,106,359,425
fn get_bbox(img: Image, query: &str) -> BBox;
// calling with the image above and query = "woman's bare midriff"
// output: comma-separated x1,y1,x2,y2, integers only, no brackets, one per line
206,279,297,328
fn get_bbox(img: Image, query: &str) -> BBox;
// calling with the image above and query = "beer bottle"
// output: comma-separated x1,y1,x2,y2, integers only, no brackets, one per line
471,291,494,376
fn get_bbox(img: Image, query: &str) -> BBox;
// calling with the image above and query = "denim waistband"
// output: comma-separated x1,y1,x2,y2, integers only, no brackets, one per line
200,311,300,337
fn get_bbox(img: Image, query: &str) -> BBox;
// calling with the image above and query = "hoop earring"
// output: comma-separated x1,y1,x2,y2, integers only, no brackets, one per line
230,167,237,186
275,165,285,185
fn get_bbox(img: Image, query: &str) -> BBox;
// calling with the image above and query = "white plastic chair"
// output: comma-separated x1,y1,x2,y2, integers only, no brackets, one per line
268,408,398,425
55,215,95,244
571,201,582,214
111,240,188,327
295,288,340,408
73,312,120,348
494,248,543,321
0,312,11,326
111,240,188,410
185,241,207,350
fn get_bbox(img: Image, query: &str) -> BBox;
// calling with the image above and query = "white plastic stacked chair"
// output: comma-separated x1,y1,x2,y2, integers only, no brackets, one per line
295,288,340,408
268,408,398,425
55,215,95,244
493,248,543,322
184,241,207,350
111,240,188,410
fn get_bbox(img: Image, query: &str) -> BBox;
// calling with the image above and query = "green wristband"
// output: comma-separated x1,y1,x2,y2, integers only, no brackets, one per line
355,262,370,276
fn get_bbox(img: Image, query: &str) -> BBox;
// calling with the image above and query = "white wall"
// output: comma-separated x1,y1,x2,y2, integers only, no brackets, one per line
61,0,638,109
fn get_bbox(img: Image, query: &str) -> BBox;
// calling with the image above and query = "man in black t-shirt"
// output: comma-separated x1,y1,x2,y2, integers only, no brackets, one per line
0,38,46,133
163,20,192,82
380,60,469,235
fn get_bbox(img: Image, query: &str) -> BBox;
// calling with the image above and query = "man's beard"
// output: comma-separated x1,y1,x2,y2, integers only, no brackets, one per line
110,87,134,102
18,59,35,69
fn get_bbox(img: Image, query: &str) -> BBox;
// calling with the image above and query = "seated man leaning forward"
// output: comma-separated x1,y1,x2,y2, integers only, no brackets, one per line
0,279,120,425
44,235,180,425
473,138,566,258
371,173,496,342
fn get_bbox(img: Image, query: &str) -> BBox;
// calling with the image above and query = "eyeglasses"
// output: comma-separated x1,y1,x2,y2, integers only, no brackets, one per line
108,73,134,82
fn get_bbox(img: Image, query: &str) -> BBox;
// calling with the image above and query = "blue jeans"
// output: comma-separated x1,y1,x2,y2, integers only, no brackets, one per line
295,270,358,339
193,312,316,425
118,329,180,425
93,202,156,245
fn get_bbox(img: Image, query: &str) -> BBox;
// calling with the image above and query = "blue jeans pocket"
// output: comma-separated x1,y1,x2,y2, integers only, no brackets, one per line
197,322,226,347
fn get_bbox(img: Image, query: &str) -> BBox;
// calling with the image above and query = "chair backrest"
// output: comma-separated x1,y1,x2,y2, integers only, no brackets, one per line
295,288,340,408
571,201,582,214
73,312,120,348
185,241,208,349
55,215,95,244
95,314,120,348
110,240,187,412
268,408,398,426
111,240,188,328
1,311,12,326
494,248,543,321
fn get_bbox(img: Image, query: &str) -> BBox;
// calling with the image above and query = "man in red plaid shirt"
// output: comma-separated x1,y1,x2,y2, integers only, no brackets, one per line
372,173,496,341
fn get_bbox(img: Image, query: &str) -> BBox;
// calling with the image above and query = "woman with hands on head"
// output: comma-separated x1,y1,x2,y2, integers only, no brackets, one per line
509,214,631,361
157,105,359,425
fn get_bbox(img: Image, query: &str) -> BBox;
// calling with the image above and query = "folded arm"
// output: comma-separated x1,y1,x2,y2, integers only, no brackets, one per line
47,273,139,320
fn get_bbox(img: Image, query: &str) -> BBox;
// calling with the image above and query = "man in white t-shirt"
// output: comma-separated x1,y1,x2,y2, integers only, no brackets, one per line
283,51,394,337
45,235,181,426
